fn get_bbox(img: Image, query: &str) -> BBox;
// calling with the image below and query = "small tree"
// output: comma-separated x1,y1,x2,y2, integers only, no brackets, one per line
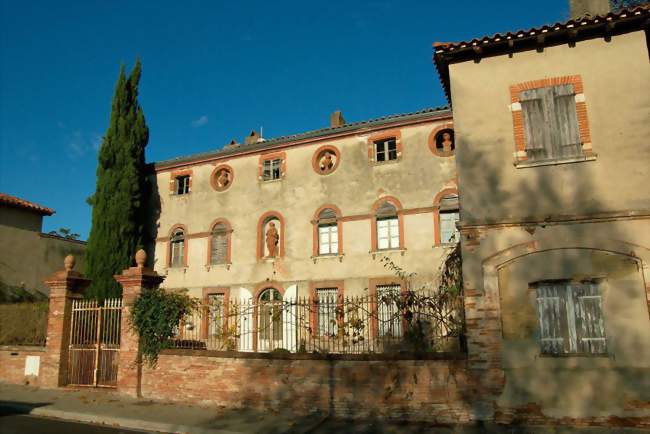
85,59,149,300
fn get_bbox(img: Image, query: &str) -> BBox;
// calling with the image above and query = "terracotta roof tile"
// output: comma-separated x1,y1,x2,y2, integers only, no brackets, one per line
0,193,55,216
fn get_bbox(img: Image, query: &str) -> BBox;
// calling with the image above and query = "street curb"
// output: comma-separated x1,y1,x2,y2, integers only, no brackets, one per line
0,402,244,434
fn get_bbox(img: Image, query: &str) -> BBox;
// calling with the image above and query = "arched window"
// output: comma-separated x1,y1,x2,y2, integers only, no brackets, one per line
317,208,338,255
170,228,185,267
375,201,399,250
435,192,460,245
257,287,283,351
209,222,230,265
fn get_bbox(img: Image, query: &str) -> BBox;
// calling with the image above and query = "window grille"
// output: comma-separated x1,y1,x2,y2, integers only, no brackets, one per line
376,284,402,337
207,293,225,338
316,288,338,336
536,281,607,355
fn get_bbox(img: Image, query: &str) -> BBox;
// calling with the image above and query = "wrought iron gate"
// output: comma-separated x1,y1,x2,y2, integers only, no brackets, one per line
67,298,122,387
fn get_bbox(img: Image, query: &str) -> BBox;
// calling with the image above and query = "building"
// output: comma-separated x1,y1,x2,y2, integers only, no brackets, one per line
434,1,650,424
149,108,460,349
0,193,86,298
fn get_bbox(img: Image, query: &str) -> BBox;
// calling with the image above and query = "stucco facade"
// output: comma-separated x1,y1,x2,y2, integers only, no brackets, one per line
0,195,86,295
435,9,650,423
150,110,459,303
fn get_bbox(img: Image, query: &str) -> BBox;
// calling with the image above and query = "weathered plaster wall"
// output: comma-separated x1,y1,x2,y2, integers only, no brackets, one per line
152,118,458,299
0,224,86,294
0,207,42,232
449,31,650,224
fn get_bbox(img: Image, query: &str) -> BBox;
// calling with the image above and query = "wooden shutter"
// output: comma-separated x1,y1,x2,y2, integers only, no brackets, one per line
573,283,607,355
520,88,551,152
551,84,582,158
211,227,228,265
536,284,569,354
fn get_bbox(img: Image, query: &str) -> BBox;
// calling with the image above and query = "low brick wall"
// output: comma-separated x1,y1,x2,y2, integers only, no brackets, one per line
141,351,477,423
0,346,46,386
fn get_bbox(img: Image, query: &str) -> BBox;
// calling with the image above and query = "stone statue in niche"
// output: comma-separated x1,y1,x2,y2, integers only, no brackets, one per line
437,130,455,152
216,169,231,188
319,151,334,172
265,222,280,257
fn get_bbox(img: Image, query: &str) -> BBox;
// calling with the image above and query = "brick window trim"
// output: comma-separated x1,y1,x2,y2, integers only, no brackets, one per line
370,196,405,252
433,187,459,247
428,123,455,157
256,211,286,261
367,129,403,164
509,75,593,163
258,151,287,181
210,164,234,192
309,280,345,337
201,287,231,339
311,204,344,257
169,169,193,194
205,218,233,266
368,276,406,339
311,145,341,175
167,223,189,268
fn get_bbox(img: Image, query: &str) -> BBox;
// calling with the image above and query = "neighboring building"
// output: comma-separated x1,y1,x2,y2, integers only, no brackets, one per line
149,108,459,340
0,193,86,297
434,1,649,424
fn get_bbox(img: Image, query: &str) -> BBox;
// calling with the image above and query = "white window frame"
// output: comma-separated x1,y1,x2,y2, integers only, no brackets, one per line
318,223,338,255
206,293,225,338
439,210,460,245
175,175,190,195
377,217,399,250
374,138,398,162
170,230,185,267
262,158,283,181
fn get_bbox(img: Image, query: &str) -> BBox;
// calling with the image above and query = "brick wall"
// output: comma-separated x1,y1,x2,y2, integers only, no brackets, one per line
141,352,478,423
0,347,46,386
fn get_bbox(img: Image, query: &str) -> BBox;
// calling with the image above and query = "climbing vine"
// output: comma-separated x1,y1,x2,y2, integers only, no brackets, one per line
130,287,197,366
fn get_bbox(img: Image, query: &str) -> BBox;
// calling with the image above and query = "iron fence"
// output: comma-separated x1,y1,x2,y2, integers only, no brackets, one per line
170,290,464,354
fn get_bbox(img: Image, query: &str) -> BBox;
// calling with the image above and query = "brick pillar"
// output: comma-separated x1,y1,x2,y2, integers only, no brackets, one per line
42,255,91,388
114,249,164,397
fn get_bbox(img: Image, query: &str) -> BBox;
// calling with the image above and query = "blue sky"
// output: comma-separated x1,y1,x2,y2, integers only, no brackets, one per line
0,0,569,239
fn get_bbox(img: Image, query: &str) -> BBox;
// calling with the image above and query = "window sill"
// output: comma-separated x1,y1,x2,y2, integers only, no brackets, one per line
537,352,610,358
205,263,232,271
370,248,406,259
259,178,284,184
311,254,344,263
165,266,188,274
170,193,191,197
369,158,401,167
515,154,597,169
433,243,458,249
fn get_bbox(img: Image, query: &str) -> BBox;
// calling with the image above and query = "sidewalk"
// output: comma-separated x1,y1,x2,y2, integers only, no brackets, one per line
0,383,319,434
0,383,647,434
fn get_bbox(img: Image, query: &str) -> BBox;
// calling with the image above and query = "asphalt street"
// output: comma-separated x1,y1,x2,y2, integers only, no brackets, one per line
0,413,154,434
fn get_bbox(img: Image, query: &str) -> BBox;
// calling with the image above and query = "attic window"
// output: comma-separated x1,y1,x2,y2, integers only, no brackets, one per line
374,138,398,162
263,159,282,181
175,175,190,195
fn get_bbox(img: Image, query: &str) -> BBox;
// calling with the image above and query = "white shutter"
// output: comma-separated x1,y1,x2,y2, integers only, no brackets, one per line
377,219,389,250
389,218,399,249
536,285,566,354
573,283,607,355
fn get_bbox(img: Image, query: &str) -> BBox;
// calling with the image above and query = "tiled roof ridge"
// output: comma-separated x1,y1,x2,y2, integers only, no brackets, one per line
155,106,451,168
0,193,55,216
433,5,649,53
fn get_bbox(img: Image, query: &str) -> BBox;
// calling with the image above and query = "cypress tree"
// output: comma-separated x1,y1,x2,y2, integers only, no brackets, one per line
85,59,149,300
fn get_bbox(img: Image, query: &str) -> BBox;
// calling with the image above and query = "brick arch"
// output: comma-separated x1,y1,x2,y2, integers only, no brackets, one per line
256,211,286,260
433,187,459,246
312,204,343,256
206,218,233,266
167,224,188,267
428,122,455,157
371,196,404,251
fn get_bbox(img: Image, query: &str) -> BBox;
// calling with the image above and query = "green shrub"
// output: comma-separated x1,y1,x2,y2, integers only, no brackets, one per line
0,302,48,346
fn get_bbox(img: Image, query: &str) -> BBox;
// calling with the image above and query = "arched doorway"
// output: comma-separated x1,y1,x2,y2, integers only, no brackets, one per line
257,287,283,351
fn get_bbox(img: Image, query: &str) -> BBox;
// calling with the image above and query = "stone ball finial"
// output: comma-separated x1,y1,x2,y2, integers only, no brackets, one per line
135,249,147,268
64,254,75,271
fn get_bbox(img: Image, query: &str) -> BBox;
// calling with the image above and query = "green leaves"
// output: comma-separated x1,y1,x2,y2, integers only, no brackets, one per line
130,287,198,367
85,60,149,301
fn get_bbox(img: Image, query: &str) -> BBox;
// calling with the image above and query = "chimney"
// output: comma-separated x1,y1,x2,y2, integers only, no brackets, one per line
569,0,610,18
330,110,346,128
245,130,261,145
226,138,239,148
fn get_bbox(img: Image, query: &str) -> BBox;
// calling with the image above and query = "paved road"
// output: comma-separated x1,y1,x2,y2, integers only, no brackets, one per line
0,413,154,434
